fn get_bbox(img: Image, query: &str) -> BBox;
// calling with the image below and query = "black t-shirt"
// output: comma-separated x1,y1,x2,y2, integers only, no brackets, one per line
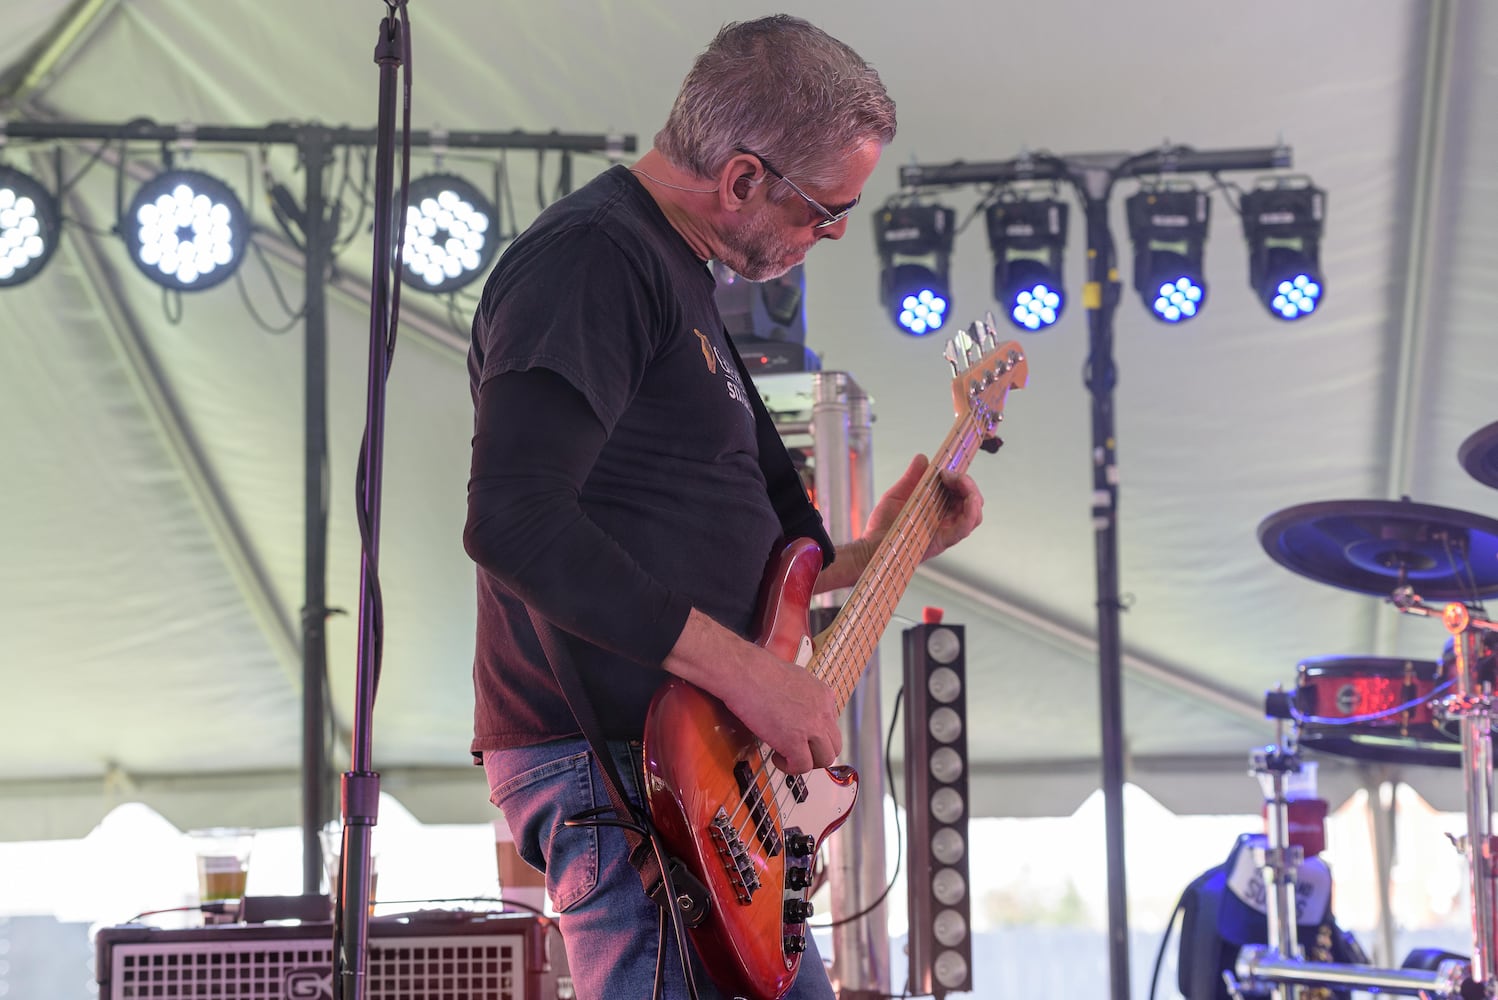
466,165,829,749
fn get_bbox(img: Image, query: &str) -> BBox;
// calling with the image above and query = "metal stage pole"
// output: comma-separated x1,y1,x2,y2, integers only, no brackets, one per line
810,373,892,999
300,123,335,896
1076,165,1133,1000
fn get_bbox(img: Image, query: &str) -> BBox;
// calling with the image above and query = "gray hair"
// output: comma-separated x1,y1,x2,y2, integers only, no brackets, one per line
655,15,896,196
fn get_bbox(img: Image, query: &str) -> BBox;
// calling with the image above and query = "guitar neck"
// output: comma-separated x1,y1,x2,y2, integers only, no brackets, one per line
810,406,991,714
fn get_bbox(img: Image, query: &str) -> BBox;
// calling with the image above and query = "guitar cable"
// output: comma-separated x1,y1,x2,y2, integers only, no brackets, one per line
562,807,705,1000
812,686,907,931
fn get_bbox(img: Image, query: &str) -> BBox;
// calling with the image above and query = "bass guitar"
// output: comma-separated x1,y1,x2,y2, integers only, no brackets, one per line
642,320,1028,1000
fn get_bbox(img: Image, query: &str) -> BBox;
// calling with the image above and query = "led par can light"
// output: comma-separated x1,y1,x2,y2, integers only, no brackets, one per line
0,165,61,288
123,169,249,292
400,173,501,293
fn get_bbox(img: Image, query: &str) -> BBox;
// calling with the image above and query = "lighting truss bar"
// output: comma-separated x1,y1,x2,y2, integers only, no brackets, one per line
0,119,635,155
898,145,1290,189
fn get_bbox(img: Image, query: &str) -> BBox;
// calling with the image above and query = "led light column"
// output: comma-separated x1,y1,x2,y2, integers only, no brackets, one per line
903,615,972,997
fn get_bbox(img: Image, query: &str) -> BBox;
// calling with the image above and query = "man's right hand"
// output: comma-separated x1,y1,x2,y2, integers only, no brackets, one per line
662,608,841,774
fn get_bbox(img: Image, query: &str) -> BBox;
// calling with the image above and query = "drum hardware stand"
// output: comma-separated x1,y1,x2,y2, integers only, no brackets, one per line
1229,693,1472,999
1392,589,1498,998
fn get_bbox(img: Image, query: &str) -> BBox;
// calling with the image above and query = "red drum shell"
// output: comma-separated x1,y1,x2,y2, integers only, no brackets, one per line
1295,655,1447,740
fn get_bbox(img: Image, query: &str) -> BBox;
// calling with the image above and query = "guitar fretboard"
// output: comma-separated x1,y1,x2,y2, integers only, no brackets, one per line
810,404,993,712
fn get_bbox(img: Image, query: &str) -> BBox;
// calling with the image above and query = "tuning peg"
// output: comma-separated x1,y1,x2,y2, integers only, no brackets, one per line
981,312,999,350
943,338,966,375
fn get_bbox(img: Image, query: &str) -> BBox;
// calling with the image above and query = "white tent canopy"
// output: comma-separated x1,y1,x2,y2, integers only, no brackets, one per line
4,0,1496,840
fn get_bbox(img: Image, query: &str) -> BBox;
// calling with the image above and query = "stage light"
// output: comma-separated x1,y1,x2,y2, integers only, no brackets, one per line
123,169,248,292
0,165,61,288
985,197,1067,333
1241,180,1325,322
713,262,819,374
904,617,973,998
401,173,501,293
875,203,954,337
1127,186,1210,325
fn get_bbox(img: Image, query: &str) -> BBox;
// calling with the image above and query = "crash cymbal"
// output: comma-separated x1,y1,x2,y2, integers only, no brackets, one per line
1459,421,1498,490
1258,498,1498,600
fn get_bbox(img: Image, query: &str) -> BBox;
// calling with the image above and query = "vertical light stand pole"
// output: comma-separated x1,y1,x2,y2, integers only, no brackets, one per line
1074,161,1134,1000
300,121,336,895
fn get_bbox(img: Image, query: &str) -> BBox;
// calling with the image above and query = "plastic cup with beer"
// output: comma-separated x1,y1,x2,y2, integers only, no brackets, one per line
188,827,255,921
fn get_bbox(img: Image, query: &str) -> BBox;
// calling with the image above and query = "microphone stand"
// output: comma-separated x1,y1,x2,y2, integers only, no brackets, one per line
336,8,404,1000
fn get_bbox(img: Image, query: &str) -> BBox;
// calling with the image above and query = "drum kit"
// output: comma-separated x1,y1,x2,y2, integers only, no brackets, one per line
1227,420,1498,1000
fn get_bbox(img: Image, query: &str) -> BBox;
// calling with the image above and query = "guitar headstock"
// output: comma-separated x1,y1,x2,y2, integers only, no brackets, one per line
944,314,1028,439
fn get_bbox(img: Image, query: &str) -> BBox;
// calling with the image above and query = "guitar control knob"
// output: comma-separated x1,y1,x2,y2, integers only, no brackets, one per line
786,866,813,890
784,898,814,924
783,934,807,955
786,833,816,857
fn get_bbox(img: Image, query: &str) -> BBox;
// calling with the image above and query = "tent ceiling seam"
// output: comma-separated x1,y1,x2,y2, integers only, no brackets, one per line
0,0,119,107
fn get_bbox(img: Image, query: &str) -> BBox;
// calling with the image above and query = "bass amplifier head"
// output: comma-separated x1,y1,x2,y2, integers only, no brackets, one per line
95,910,570,1000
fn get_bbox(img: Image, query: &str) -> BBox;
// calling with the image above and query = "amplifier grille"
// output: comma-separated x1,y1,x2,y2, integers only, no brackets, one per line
108,932,528,1000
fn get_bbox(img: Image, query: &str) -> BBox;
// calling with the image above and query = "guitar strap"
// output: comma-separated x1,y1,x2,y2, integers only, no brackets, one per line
525,605,710,926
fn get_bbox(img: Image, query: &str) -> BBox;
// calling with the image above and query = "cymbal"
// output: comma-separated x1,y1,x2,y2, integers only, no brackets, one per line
1459,421,1498,490
1258,498,1498,600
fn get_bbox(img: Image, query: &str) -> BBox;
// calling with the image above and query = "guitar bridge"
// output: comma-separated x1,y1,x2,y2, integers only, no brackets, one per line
734,761,784,857
708,808,761,904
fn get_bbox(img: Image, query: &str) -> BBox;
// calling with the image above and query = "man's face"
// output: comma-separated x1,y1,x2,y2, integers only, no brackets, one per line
717,140,882,282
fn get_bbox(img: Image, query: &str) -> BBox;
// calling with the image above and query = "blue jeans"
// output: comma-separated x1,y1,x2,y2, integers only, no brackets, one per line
485,738,836,1000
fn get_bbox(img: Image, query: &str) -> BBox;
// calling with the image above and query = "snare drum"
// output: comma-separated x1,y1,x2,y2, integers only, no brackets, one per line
1294,655,1457,767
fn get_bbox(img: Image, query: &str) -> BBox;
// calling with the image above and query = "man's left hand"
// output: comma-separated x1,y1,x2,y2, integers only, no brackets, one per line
865,453,984,562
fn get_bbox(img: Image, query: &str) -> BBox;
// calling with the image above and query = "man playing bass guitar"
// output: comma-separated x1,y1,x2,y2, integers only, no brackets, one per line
464,15,985,999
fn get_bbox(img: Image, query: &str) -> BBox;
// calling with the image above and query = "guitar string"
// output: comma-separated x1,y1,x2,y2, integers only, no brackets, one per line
722,477,951,844
731,473,961,847
724,440,960,837
713,341,1018,846
718,402,992,852
721,402,990,844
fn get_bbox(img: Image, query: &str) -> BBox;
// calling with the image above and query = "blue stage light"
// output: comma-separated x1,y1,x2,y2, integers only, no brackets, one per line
1242,182,1327,323
986,198,1067,334
885,263,950,337
1127,187,1210,326
876,204,955,336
